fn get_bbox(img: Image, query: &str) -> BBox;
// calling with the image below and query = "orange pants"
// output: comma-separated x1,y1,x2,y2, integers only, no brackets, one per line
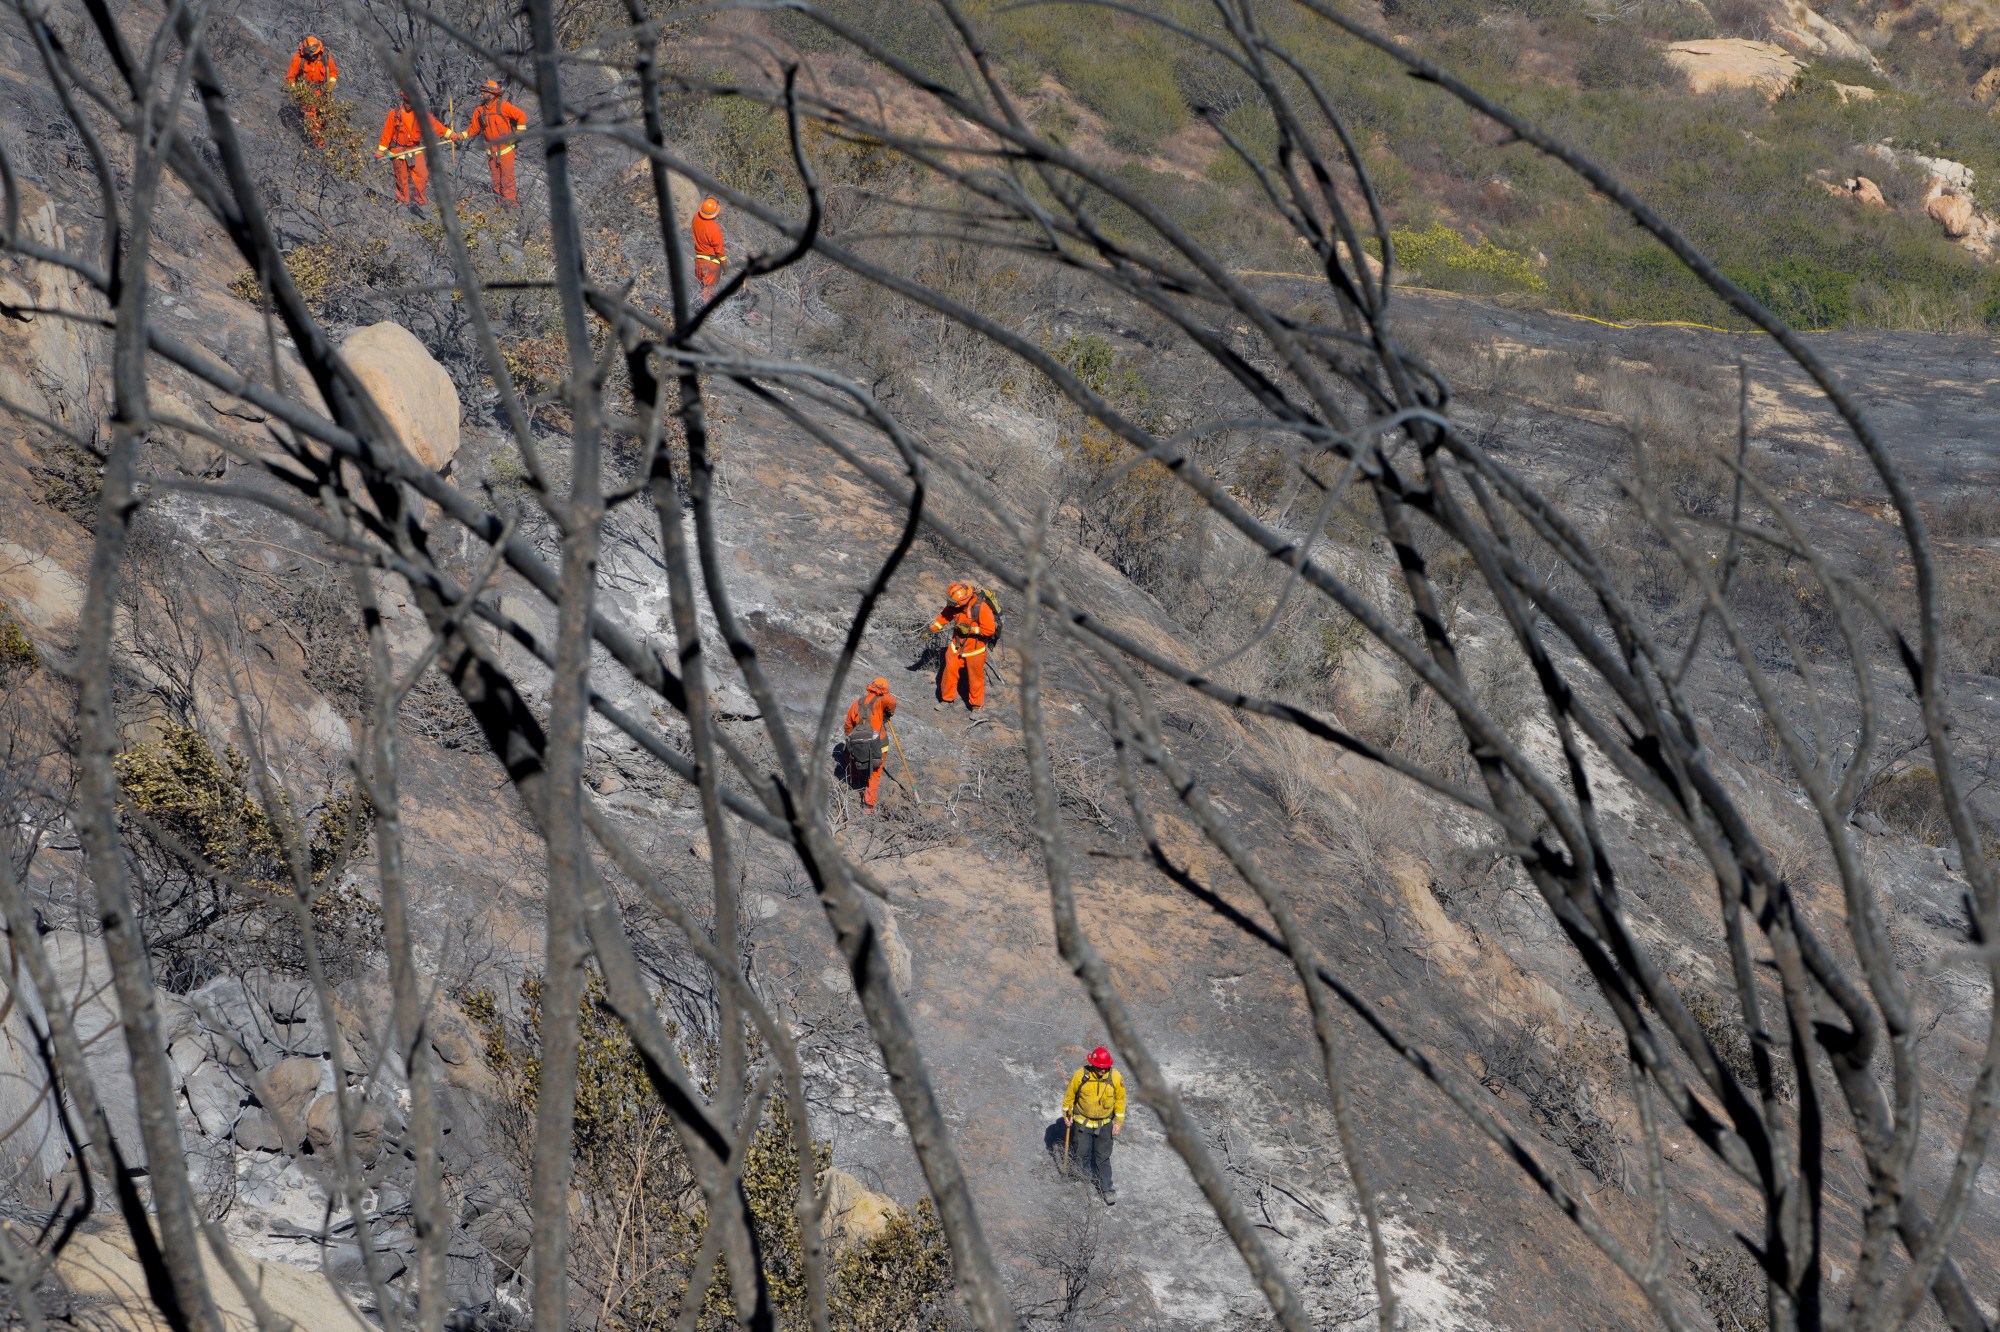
696,258,720,290
487,150,517,205
302,97,327,148
852,759,884,807
393,153,429,205
939,642,986,708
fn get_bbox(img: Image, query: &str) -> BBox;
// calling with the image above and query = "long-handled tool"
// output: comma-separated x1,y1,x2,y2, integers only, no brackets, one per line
1062,1116,1073,1179
886,720,917,803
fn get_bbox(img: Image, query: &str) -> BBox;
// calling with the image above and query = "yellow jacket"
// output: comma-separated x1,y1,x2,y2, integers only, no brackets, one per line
1063,1068,1126,1127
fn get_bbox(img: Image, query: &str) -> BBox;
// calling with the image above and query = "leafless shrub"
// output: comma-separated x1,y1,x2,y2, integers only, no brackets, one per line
1687,1241,1770,1331
4,0,1997,1328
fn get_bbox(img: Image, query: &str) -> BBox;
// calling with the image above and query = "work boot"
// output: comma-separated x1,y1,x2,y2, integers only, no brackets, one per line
1103,1189,1116,1207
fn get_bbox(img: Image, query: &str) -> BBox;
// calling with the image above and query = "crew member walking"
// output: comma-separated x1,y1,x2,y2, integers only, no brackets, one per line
843,677,898,811
463,80,528,206
285,35,338,146
928,583,998,710
376,92,453,210
693,197,727,297
1062,1047,1125,1205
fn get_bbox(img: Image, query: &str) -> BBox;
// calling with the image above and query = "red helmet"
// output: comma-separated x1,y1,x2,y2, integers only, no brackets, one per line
1087,1046,1113,1070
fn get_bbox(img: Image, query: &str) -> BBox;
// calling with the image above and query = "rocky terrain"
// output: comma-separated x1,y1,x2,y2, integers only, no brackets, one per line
4,0,2000,1328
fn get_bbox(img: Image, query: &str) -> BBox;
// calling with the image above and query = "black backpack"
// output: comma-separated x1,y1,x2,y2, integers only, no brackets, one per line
847,707,885,771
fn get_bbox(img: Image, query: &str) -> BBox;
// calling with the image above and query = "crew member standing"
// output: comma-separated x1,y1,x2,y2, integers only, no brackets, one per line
692,197,727,298
376,92,453,210
842,677,898,811
285,35,338,146
1062,1047,1126,1205
463,80,528,206
928,583,998,710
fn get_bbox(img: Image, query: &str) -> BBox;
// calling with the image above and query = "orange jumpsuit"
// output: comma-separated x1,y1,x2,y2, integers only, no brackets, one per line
692,213,727,292
285,45,338,145
378,106,452,206
843,682,897,807
930,594,997,709
464,97,528,205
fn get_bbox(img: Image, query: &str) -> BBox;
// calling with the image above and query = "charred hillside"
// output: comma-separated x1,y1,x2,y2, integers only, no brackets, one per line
2,0,2000,1331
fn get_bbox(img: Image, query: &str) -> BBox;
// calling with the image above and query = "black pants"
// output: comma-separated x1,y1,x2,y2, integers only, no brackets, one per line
1070,1120,1114,1192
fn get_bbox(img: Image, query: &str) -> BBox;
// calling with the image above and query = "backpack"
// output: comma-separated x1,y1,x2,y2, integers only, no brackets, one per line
975,589,1004,647
846,720,885,771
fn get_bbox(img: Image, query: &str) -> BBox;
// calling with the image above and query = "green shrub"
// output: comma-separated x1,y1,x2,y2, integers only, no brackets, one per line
1576,23,1670,90
488,971,959,1330
115,726,379,989
0,607,37,674
1382,0,1485,31
1387,221,1548,293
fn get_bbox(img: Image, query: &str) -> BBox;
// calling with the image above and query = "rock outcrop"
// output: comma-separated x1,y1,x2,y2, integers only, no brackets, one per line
339,321,460,473
1771,0,1881,65
1827,174,1890,208
1664,39,1802,98
56,1224,375,1332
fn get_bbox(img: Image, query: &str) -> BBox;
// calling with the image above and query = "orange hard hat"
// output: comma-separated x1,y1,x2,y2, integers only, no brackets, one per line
698,196,720,219
301,34,322,53
482,79,502,96
947,582,973,605
866,677,890,695
1088,1046,1113,1070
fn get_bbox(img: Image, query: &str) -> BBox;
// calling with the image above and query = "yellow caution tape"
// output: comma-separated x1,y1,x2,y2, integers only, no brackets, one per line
1231,268,1829,335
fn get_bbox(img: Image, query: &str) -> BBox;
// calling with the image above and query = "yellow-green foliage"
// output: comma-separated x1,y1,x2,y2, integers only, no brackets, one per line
229,237,397,314
1388,222,1547,294
287,83,369,181
0,606,37,674
489,971,958,1330
117,727,374,898
117,726,288,885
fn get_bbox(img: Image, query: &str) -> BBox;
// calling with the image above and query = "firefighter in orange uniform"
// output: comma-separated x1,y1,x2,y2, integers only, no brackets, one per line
843,678,898,810
376,93,453,209
928,583,998,710
285,36,338,146
463,80,528,206
692,197,727,296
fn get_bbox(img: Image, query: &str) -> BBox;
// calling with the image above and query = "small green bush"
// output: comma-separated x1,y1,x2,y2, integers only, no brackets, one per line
1576,23,1671,90
0,607,37,674
1387,221,1548,293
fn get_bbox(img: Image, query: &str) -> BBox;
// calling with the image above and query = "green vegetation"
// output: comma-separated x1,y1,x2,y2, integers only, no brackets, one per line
115,726,379,988
798,0,2000,329
472,972,959,1330
1388,221,1547,294
0,606,37,674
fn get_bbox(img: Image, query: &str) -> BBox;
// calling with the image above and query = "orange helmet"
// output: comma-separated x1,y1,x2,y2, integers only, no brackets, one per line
301,35,323,55
865,677,890,695
698,196,720,219
946,583,974,605
482,79,502,97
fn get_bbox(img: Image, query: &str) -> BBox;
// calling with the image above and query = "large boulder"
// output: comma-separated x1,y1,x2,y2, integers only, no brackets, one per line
56,1224,375,1332
1771,0,1878,66
1664,40,1802,99
339,322,460,473
253,1055,325,1141
1926,183,1976,239
823,1167,900,1247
